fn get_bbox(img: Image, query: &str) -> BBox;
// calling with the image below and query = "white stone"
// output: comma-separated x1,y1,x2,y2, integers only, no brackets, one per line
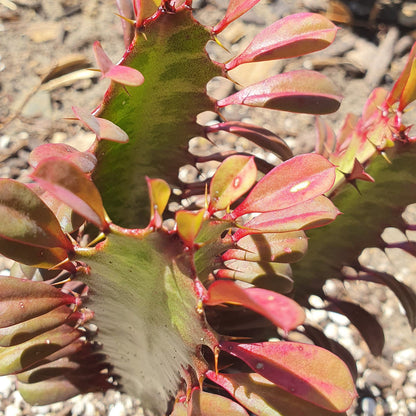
305,308,328,323
328,311,351,326
323,323,338,339
403,384,416,399
84,402,96,416
393,348,416,366
5,405,21,416
0,376,15,397
408,369,416,384
109,402,126,416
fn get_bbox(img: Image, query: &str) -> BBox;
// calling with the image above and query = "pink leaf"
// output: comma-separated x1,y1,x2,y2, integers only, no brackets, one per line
209,155,257,213
29,143,97,173
212,0,262,34
233,195,340,240
217,70,342,114
206,371,350,416
32,159,108,230
205,280,305,332
225,13,338,71
219,341,357,412
231,153,336,219
116,0,135,48
189,389,249,416
72,107,129,143
222,230,308,263
93,41,144,86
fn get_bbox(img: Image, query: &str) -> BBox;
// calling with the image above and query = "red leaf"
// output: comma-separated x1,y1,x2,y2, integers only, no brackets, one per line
205,121,293,161
225,13,338,70
233,195,340,240
217,70,342,114
231,153,336,218
206,280,305,332
206,371,349,416
209,155,257,213
93,41,144,86
386,42,416,110
219,341,357,412
212,0,262,34
32,159,108,230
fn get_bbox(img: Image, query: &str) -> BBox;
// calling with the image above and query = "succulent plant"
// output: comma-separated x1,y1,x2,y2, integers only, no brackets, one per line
0,1,415,415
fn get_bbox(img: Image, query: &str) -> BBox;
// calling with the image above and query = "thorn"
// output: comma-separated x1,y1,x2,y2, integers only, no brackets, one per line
140,31,148,41
380,151,392,164
49,258,73,271
214,345,220,375
87,232,107,247
115,12,136,26
345,158,375,183
213,35,230,54
122,85,132,96
224,71,242,87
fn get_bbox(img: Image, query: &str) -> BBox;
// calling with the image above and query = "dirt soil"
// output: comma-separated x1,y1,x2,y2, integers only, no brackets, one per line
0,0,416,415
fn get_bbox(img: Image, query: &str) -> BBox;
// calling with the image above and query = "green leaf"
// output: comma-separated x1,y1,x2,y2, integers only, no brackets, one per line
146,177,171,224
32,158,108,230
219,341,357,412
0,276,79,328
0,305,92,347
0,324,81,375
176,209,206,247
209,155,257,212
0,179,72,252
0,237,72,270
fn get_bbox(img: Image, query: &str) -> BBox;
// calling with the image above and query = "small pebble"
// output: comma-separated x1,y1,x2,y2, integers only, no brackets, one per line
362,397,377,416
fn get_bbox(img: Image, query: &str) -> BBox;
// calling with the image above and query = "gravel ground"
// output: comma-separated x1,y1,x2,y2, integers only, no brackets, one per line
0,0,416,415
